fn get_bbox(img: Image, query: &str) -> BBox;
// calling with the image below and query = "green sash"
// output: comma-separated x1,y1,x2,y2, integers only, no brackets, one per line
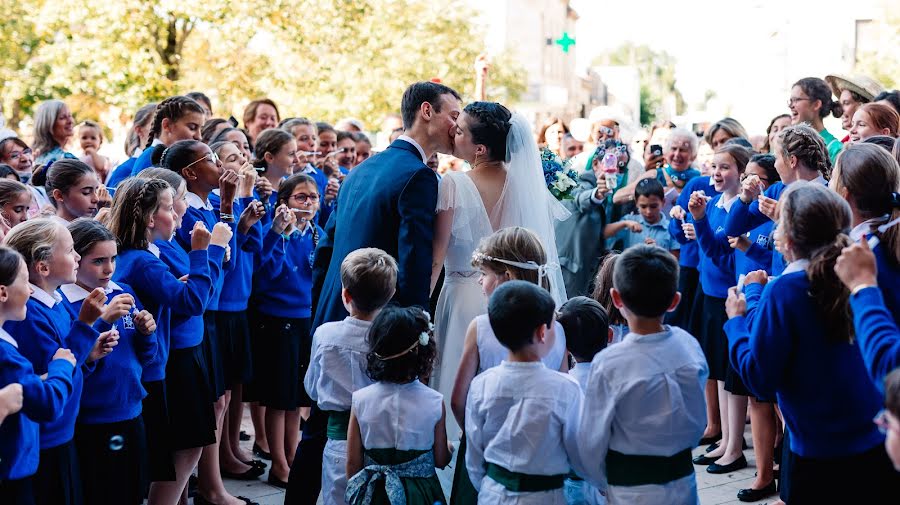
606,448,693,486
325,410,351,441
485,463,566,492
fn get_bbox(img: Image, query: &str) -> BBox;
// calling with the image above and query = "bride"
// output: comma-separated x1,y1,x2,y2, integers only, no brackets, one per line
430,102,569,439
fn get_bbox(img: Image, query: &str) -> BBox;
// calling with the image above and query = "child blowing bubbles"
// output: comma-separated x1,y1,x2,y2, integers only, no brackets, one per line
303,248,398,505
60,218,158,505
345,306,450,505
0,246,77,505
574,245,709,505
3,219,122,505
464,281,582,505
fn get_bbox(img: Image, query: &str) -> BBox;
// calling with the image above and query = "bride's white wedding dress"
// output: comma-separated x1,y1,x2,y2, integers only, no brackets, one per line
431,114,570,440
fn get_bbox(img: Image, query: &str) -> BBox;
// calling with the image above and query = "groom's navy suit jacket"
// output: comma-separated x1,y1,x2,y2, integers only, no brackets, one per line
311,139,438,330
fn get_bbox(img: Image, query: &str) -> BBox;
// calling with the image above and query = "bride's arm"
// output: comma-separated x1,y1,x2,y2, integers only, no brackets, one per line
431,208,454,294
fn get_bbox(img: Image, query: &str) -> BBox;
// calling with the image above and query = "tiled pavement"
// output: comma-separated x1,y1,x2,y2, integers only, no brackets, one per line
211,418,779,505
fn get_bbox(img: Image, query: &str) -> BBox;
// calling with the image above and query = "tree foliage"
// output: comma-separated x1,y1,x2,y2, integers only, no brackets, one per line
1,0,525,129
593,42,684,125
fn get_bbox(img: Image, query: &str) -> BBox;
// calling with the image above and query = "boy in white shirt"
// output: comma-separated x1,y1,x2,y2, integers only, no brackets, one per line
303,248,398,505
573,244,708,505
465,281,583,505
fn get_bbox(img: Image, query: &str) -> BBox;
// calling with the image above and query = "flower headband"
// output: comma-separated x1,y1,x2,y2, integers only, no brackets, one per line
373,310,434,361
472,251,559,288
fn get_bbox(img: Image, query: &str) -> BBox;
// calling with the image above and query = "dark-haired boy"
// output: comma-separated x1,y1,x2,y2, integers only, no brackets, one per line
465,281,583,504
604,178,681,256
572,245,708,505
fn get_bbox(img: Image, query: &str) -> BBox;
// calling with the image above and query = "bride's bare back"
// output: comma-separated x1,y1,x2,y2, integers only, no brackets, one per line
465,162,507,229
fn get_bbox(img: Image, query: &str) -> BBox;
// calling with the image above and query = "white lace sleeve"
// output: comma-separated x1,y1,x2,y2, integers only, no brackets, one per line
436,172,458,212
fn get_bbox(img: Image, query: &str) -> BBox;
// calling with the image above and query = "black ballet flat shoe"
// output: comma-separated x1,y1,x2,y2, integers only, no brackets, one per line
252,442,272,460
737,480,777,502
267,474,289,489
707,455,748,474
698,432,722,445
239,430,251,441
221,464,265,480
705,440,720,453
188,474,198,498
692,453,719,465
240,458,267,470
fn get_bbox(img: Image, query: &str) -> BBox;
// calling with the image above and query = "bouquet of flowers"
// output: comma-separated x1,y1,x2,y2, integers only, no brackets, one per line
540,148,579,200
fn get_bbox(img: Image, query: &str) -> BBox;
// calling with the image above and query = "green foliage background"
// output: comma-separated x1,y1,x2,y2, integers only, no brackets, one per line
1,0,526,129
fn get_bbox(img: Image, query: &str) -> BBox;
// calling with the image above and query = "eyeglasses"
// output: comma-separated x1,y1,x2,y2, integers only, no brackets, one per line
290,193,319,203
183,151,219,171
8,148,32,160
741,173,770,183
787,97,811,106
873,410,898,435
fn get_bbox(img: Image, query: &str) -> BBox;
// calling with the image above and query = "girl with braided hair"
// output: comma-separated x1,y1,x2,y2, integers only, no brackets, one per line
724,124,831,275
108,176,231,504
126,96,206,179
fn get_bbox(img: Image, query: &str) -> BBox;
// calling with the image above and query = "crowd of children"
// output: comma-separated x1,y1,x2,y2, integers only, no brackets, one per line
0,77,899,505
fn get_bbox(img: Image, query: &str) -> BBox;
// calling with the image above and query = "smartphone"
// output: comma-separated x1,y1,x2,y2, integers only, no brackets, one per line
650,144,663,157
227,116,239,127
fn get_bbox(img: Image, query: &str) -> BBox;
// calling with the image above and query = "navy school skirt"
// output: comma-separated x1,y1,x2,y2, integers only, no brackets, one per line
248,312,312,410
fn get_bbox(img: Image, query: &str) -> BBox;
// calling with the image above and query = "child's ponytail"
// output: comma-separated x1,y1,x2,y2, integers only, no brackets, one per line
778,124,831,180
780,182,853,343
145,96,206,150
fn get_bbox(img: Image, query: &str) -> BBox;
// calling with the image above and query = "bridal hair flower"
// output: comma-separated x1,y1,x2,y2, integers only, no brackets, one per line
471,251,560,291
373,309,433,361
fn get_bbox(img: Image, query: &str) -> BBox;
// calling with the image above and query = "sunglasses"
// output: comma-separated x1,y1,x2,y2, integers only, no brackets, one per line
183,151,220,171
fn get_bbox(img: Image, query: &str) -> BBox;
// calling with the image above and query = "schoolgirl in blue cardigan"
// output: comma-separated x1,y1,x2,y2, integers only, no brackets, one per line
61,218,158,504
251,173,322,487
107,176,228,505
0,246,77,505
3,219,118,505
688,144,751,478
125,96,206,180
725,182,899,502
723,124,832,275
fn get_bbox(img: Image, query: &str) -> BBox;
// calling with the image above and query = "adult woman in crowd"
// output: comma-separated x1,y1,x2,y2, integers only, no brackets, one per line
704,117,749,150
32,100,76,165
242,99,280,145
536,117,569,157
825,73,884,143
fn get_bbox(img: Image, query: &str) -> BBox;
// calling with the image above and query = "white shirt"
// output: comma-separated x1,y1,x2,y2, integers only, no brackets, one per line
352,380,443,451
715,193,739,212
573,326,707,505
782,259,810,275
0,327,18,348
474,314,568,373
29,283,62,308
850,215,889,242
304,317,373,412
465,361,582,495
568,362,591,392
60,281,124,303
147,242,161,258
397,134,428,163
185,191,212,211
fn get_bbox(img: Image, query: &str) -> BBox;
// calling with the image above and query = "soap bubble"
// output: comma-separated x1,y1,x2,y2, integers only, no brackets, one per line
109,435,125,451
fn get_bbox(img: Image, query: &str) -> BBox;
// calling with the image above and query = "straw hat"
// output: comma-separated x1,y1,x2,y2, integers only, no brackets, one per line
825,73,885,102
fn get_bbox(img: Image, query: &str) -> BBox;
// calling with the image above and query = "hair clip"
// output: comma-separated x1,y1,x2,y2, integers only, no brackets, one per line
418,332,429,346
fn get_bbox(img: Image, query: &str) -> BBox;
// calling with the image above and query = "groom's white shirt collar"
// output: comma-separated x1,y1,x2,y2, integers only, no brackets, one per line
397,135,427,163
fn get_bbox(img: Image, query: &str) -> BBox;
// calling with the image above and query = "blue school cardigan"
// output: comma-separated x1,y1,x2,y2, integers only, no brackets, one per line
4,290,98,449
0,333,75,479
692,195,737,298
253,226,319,319
725,272,885,458
175,193,236,311
207,194,264,312
59,282,157,424
667,176,720,269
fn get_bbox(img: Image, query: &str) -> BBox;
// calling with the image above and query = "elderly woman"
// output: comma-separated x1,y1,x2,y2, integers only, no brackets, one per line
32,100,76,166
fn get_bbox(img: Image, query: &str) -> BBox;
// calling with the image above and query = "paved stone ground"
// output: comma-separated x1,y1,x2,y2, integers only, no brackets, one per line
207,415,780,505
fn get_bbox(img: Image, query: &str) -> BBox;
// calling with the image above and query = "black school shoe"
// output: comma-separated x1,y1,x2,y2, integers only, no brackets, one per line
737,480,777,502
707,454,748,474
698,432,722,445
693,453,718,465
239,430,251,441
194,494,260,505
252,442,272,460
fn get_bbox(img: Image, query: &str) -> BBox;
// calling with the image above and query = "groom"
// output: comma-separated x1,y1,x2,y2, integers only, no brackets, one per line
285,81,461,504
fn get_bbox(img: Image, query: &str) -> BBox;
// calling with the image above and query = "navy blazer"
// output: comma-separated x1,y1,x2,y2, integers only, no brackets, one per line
311,139,438,329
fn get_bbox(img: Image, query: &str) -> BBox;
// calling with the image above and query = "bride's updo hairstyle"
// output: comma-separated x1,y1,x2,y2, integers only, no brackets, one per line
464,102,512,162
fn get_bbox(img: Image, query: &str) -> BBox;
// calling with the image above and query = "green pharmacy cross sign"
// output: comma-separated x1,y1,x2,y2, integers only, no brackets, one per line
555,32,575,53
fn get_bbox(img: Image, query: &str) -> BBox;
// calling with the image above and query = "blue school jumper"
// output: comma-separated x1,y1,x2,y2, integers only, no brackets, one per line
175,193,235,311
3,287,99,450
667,176,720,270
850,287,900,391
725,270,885,458
112,246,216,380
694,201,775,279
128,145,156,178
107,157,137,188
692,194,738,298
59,282,157,424
253,225,320,319
207,193,264,312
0,330,75,480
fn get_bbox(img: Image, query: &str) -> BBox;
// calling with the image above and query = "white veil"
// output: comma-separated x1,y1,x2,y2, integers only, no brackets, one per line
497,113,571,306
